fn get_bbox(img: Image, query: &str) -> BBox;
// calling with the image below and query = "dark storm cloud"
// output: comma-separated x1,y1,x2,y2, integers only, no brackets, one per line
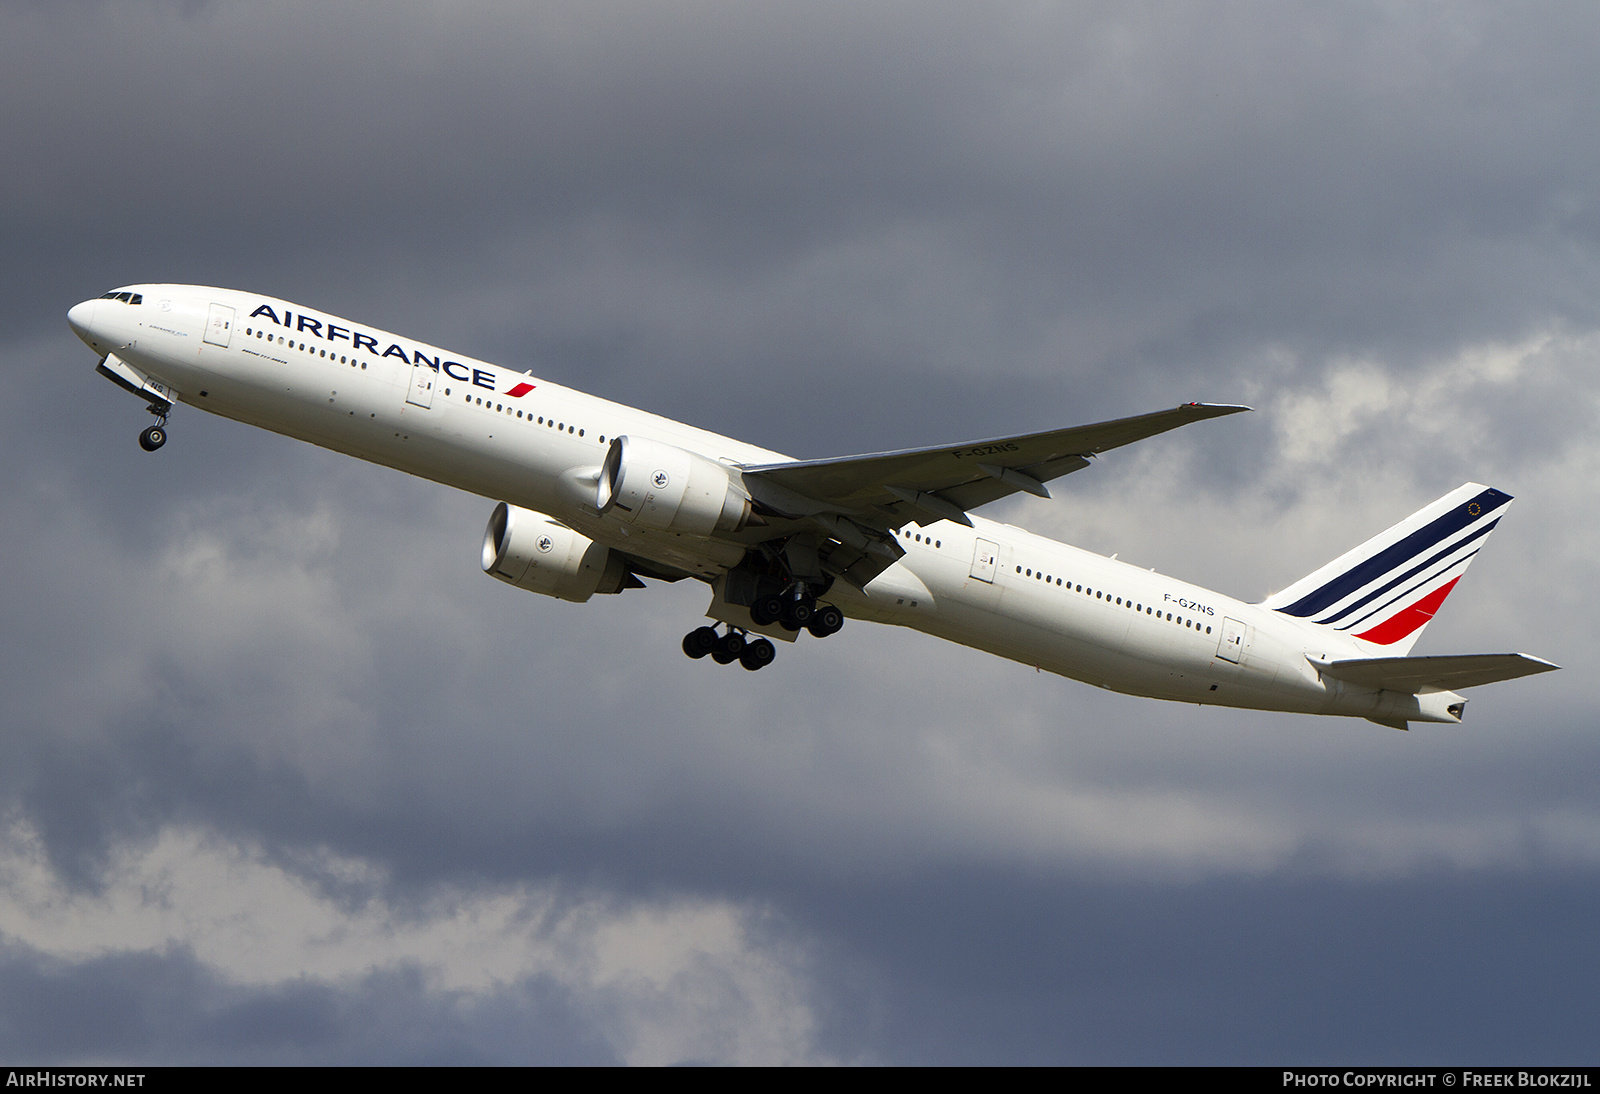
1,0,1597,1064
800,868,1600,1065
12,2,1600,437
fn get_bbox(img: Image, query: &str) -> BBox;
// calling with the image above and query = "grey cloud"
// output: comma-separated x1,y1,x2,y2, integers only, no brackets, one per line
0,943,616,1064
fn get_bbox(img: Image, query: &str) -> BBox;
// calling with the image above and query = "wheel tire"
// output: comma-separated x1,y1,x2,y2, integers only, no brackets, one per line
807,605,845,638
750,595,783,627
711,631,746,664
739,638,776,671
782,599,814,629
139,425,166,451
682,626,718,659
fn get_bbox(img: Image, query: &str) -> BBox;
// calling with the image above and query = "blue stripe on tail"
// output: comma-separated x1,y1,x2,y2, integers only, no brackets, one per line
1275,488,1510,619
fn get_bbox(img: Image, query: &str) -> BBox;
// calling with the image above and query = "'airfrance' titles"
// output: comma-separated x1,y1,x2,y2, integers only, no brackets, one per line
248,303,513,394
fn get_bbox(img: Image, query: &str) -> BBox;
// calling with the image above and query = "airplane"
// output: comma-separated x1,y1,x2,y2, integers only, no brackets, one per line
66,284,1558,730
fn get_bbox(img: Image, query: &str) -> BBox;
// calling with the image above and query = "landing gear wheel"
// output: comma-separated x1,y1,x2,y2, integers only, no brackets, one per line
750,595,784,627
780,584,815,631
739,638,776,671
806,604,845,638
711,630,746,665
138,424,167,452
682,626,719,659
781,601,813,630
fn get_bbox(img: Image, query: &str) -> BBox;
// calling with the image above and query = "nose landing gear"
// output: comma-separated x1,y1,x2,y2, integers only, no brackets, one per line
138,409,169,452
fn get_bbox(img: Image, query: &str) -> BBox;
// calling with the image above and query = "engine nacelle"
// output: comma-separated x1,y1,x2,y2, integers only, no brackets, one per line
481,503,631,603
595,435,752,535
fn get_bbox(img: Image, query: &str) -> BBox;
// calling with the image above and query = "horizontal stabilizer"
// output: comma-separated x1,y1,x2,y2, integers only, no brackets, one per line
1316,653,1559,693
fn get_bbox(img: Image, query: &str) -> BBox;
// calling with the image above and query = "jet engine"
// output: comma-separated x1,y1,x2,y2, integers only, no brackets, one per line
481,503,633,603
595,435,754,535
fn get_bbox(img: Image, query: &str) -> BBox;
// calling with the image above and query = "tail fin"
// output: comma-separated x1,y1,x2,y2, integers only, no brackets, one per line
1261,484,1512,655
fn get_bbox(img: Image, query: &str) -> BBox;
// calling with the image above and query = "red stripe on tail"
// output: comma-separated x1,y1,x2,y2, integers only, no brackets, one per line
1354,578,1460,645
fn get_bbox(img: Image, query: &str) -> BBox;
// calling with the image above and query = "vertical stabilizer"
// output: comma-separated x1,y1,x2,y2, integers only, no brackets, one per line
1261,484,1511,655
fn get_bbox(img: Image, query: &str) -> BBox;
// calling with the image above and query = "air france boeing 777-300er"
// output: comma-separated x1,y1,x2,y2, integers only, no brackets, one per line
68,285,1557,729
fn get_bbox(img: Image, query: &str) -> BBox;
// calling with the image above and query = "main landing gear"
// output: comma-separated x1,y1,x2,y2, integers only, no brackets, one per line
748,583,844,637
680,583,845,673
682,625,777,672
138,410,169,452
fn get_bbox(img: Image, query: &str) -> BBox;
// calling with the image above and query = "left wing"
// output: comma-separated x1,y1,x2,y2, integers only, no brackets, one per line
732,402,1248,588
741,402,1249,527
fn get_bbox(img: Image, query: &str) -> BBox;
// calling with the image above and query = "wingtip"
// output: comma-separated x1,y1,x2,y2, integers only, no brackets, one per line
1184,402,1253,416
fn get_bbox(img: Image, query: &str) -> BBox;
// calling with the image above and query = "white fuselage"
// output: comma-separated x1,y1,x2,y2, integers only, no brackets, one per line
69,284,1456,725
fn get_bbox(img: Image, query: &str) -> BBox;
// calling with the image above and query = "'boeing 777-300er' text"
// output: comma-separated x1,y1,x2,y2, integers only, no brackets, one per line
68,285,1557,729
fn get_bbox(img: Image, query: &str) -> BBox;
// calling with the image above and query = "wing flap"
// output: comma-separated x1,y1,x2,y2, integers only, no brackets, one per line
1316,653,1559,692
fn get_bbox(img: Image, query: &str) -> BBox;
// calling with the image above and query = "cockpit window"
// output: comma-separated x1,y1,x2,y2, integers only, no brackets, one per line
99,291,143,304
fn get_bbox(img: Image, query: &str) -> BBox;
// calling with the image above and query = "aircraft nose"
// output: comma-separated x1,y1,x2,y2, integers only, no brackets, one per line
67,298,98,343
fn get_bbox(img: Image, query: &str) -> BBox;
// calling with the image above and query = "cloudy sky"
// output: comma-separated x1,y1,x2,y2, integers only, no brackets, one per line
3,0,1597,1064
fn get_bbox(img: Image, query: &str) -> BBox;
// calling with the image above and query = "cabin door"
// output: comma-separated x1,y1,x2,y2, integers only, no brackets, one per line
1217,617,1249,664
203,303,235,348
405,363,437,409
970,538,999,583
